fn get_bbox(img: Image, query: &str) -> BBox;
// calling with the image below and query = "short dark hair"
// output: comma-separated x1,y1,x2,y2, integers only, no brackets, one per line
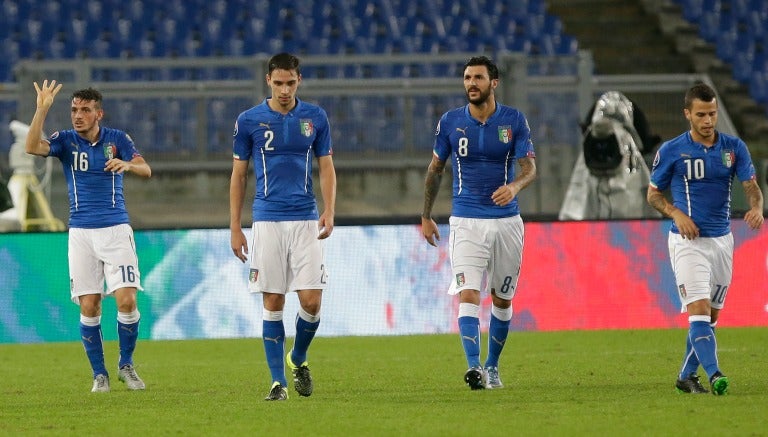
268,52,301,75
684,82,717,109
72,87,102,108
464,56,499,80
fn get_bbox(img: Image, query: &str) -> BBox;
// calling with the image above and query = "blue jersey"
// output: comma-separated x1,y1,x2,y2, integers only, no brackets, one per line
233,98,333,221
433,103,535,218
47,127,141,229
650,131,756,237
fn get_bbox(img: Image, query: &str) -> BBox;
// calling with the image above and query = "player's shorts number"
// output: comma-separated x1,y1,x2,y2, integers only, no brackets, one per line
712,284,728,304
500,276,514,294
119,265,137,283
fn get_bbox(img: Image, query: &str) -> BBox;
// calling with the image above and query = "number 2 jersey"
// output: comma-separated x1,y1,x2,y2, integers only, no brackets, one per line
233,98,332,222
47,127,142,228
433,103,536,219
649,131,756,237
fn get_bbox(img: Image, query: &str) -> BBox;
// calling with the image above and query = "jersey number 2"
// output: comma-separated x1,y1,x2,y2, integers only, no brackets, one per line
264,131,275,151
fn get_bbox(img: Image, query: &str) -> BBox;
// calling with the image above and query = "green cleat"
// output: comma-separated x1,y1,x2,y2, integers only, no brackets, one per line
710,373,729,396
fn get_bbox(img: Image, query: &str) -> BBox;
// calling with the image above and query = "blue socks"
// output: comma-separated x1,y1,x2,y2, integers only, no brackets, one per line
458,316,482,368
688,318,720,379
262,319,287,386
485,313,511,368
80,322,107,378
117,320,140,368
291,313,320,365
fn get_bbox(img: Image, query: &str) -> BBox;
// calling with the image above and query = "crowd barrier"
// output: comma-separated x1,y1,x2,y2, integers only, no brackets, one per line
1,219,766,344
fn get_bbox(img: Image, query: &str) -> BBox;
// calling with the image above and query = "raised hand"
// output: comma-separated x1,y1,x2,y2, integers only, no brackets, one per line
34,80,63,110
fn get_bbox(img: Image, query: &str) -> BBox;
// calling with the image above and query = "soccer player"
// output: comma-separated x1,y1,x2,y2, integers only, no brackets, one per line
25,81,152,393
421,56,537,390
229,53,336,401
647,82,764,395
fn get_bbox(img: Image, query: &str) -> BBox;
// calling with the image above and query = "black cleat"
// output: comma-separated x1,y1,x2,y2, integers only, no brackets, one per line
464,367,486,390
287,352,314,397
675,373,709,394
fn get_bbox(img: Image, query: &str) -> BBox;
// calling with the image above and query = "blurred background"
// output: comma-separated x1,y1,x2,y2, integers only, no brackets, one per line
0,0,766,230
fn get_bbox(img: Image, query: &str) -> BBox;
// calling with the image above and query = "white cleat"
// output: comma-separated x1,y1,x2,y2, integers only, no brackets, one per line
118,364,146,390
91,374,110,393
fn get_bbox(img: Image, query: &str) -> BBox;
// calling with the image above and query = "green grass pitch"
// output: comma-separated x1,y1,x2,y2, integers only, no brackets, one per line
1,328,766,435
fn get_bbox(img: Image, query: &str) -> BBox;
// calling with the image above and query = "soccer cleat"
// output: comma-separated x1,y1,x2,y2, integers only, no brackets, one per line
91,374,110,393
118,364,146,390
710,372,729,396
675,374,709,394
286,351,313,397
464,366,486,390
484,366,503,389
264,382,288,401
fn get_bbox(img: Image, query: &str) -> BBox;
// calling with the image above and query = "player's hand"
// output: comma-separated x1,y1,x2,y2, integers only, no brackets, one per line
318,212,334,239
104,158,131,174
231,228,249,263
671,210,699,240
34,80,63,110
422,216,440,247
491,183,518,207
744,208,764,230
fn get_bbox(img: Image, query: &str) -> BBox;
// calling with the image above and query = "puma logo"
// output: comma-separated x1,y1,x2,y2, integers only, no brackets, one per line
82,335,93,344
259,122,270,128
456,127,467,135
491,336,506,347
694,335,713,343
264,336,283,344
462,335,478,345
120,326,134,334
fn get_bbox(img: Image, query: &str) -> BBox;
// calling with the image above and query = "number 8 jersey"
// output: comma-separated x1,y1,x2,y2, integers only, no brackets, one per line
47,127,142,228
433,104,535,219
649,131,757,237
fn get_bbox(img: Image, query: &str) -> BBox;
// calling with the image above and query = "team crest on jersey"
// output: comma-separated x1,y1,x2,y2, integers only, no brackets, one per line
300,119,314,137
249,268,259,283
103,143,117,159
721,150,735,168
498,126,512,144
678,284,687,298
456,272,466,287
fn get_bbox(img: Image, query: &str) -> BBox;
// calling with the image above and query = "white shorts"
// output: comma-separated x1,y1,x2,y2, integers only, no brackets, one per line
248,220,328,294
447,215,524,300
68,224,142,304
668,232,733,311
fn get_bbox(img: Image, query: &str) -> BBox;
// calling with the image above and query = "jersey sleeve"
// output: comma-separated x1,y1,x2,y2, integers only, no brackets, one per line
649,142,674,191
232,113,252,161
118,131,142,160
513,112,535,159
46,130,65,158
432,113,451,161
734,139,757,182
313,108,333,157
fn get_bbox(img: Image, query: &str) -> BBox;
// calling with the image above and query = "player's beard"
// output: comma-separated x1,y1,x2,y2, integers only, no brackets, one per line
466,87,491,105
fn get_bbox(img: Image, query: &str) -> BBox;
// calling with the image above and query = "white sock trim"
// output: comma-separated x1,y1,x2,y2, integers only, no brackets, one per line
689,315,711,323
263,309,283,321
298,307,320,323
491,305,513,322
458,303,481,318
80,315,101,326
117,310,140,324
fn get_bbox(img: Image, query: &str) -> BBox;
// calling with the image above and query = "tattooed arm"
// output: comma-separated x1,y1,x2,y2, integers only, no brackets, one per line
421,155,447,247
742,179,764,230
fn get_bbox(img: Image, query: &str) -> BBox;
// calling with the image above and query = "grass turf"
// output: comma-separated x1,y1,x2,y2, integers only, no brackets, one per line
1,327,765,436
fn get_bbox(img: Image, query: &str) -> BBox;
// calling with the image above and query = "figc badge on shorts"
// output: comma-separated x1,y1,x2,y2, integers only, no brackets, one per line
249,268,259,283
